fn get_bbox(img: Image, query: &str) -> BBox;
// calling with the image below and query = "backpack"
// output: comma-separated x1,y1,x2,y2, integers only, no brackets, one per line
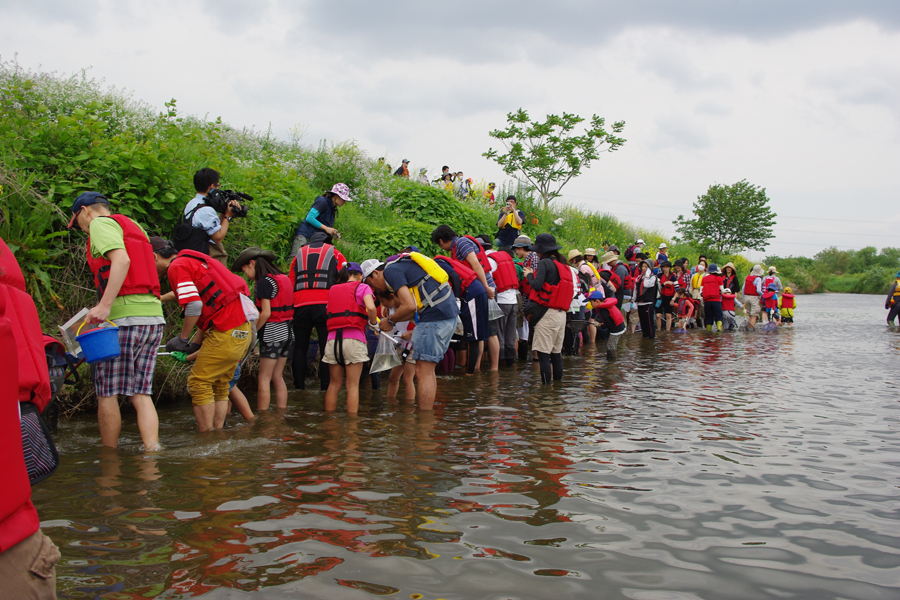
624,245,637,261
172,203,211,253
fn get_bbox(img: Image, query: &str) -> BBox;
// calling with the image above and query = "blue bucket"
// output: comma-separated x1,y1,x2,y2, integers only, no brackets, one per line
76,321,121,364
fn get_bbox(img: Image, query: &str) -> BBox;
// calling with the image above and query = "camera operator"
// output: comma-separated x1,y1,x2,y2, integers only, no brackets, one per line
495,195,525,256
181,168,241,266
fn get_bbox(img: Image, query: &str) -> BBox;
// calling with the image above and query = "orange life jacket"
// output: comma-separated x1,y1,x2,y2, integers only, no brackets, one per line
86,215,161,299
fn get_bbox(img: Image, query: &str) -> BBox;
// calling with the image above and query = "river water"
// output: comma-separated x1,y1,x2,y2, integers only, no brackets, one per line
34,293,900,599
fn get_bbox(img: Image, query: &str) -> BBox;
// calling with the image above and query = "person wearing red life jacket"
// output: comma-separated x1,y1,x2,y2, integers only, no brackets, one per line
68,192,163,450
701,264,726,331
482,235,520,368
590,293,626,361
323,263,378,414
656,261,677,332
232,248,294,411
674,287,695,330
151,238,254,432
721,288,743,331
742,264,765,328
0,237,60,598
763,283,780,323
289,231,347,391
523,234,574,384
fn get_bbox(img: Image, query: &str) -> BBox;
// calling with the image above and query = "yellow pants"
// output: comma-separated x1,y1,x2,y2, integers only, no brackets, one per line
188,322,251,406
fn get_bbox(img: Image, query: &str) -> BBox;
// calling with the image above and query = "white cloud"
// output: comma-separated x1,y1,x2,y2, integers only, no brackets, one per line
1,1,899,256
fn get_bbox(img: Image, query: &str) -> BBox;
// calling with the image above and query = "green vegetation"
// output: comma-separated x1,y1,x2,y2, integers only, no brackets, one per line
767,247,900,295
674,180,776,254
483,109,626,208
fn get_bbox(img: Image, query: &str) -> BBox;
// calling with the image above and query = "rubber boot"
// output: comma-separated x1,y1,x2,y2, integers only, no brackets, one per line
518,341,529,361
706,324,712,332
551,352,563,381
538,352,552,384
716,321,723,332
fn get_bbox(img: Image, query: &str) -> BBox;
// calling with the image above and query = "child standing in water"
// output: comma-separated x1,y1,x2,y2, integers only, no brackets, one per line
779,287,796,326
323,262,378,413
763,283,780,323
674,287,694,331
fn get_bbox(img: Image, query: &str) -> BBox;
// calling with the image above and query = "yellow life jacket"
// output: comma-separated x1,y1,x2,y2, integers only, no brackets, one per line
893,279,900,296
502,210,522,230
691,271,705,290
389,252,452,310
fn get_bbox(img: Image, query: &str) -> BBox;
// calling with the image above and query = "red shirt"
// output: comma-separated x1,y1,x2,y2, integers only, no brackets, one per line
167,258,248,331
701,274,724,302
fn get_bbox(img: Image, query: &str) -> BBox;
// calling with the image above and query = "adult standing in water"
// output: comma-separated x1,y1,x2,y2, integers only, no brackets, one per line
634,258,658,339
69,192,163,450
523,233,574,384
290,183,352,259
885,271,900,325
363,254,459,410
743,265,765,328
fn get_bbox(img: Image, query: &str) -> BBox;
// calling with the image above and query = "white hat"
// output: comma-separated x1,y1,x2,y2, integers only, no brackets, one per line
361,259,384,280
659,243,667,249
637,238,645,245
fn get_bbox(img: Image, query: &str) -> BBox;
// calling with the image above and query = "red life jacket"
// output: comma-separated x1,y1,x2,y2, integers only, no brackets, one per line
743,275,760,296
659,272,676,296
0,237,51,410
490,250,518,292
86,215,161,299
677,297,694,318
294,243,339,292
171,250,246,331
676,272,690,290
722,293,736,311
326,281,369,331
528,259,574,310
764,275,776,289
598,297,624,326
456,236,492,274
763,292,778,309
435,255,477,293
781,293,795,309
0,285,40,553
701,274,723,302
256,274,294,323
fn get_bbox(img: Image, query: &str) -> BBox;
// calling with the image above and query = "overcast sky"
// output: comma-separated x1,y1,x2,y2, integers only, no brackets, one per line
2,0,899,258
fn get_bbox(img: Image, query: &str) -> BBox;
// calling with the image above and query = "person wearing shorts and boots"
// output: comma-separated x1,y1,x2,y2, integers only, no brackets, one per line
69,192,163,450
152,238,253,432
523,234,574,384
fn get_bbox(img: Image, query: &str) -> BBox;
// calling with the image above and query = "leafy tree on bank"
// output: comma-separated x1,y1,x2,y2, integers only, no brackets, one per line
483,109,625,208
673,180,776,254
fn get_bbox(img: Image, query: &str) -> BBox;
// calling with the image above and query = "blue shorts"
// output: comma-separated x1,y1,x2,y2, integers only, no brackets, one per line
411,317,457,363
459,292,489,341
228,363,241,391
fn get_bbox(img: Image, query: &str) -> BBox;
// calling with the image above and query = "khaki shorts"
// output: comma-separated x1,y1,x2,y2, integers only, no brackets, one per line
323,337,370,365
628,309,639,324
532,308,566,354
744,295,762,317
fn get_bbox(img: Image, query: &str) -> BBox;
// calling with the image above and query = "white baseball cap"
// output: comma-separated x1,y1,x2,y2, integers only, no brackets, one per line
361,259,384,280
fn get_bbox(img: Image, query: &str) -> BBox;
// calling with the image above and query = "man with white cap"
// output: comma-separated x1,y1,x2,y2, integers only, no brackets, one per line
362,255,459,410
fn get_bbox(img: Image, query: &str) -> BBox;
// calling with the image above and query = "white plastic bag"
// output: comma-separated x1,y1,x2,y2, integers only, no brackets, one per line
370,333,402,374
488,298,503,321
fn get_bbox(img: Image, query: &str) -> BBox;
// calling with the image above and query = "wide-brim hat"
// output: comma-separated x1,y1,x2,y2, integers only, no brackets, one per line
659,260,671,269
330,182,352,202
584,247,597,257
721,261,736,273
531,233,562,254
658,243,667,249
232,247,276,272
751,264,764,276
707,263,720,274
599,251,617,265
768,266,779,274
567,249,583,261
512,234,533,249
637,238,645,245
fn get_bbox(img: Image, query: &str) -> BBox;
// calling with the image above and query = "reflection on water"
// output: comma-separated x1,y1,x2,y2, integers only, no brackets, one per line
34,294,900,599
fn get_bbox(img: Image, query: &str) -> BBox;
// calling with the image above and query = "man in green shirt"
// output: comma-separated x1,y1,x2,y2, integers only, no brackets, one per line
69,192,165,450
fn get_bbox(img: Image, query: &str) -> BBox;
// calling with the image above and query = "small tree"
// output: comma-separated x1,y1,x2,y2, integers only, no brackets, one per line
674,180,776,254
483,109,625,208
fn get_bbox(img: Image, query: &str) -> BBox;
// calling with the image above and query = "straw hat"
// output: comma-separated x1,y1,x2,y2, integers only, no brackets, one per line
599,251,617,265
584,247,597,257
567,249,583,261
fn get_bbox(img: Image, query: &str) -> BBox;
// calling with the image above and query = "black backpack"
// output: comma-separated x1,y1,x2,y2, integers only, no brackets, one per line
172,204,211,253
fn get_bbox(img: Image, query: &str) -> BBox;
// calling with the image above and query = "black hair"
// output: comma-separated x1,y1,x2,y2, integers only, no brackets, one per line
323,191,336,199
698,255,707,261
334,266,350,284
154,239,177,259
635,252,648,260
431,224,457,245
250,255,283,281
193,168,220,193
506,195,516,203
442,166,449,171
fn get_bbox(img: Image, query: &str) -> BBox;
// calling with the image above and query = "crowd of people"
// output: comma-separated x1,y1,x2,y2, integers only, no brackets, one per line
0,169,803,595
379,158,498,204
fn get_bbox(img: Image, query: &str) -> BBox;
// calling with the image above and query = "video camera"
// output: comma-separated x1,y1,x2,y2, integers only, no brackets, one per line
205,188,253,218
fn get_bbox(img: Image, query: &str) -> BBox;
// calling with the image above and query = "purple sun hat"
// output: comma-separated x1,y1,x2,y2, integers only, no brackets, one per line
330,183,352,202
